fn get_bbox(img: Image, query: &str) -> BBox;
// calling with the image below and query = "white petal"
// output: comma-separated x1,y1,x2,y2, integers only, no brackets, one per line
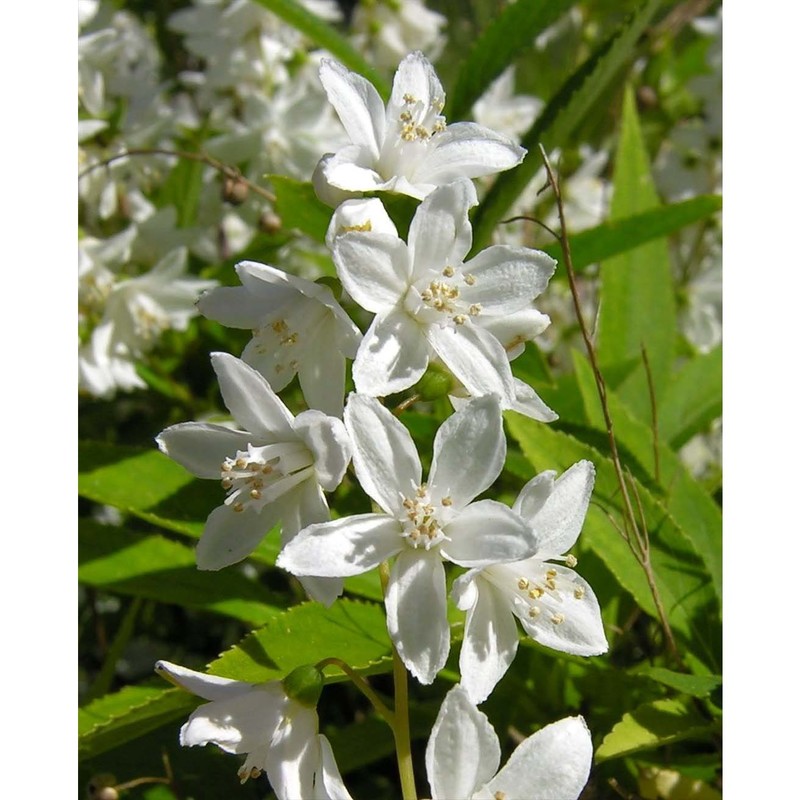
479,309,551,359
344,393,422,515
426,323,515,406
313,153,362,208
156,422,254,479
428,395,505,508
515,566,608,657
333,232,409,313
455,577,520,705
316,735,355,800
352,308,430,398
425,685,501,800
266,703,319,800
278,482,342,606
180,684,286,754
516,461,595,554
483,716,593,800
442,500,534,566
419,121,525,184
196,285,269,328
322,145,393,193
461,246,556,314
407,180,477,276
326,198,398,249
196,501,282,571
297,341,347,418
319,58,385,160
509,379,559,423
386,550,449,684
211,353,296,440
154,661,248,701
293,410,352,491
277,514,403,578
512,471,556,521
387,51,445,127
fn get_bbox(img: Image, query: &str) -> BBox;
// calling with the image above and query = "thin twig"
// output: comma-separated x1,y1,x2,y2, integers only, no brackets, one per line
640,344,661,483
78,147,277,203
499,214,561,242
538,144,681,664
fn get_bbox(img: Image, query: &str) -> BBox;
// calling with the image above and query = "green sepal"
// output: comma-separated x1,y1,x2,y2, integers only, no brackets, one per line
282,664,325,708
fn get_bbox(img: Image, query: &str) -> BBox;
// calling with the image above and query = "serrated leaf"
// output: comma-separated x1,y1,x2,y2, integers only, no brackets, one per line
505,414,720,671
251,0,390,99
79,686,197,761
570,351,721,604
79,519,281,624
448,0,573,120
635,667,721,698
209,598,392,683
537,195,722,273
472,0,663,249
268,175,332,246
596,84,677,421
595,697,713,762
659,346,722,449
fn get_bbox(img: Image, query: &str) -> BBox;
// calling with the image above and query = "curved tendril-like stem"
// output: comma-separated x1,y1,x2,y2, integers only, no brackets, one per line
537,144,681,665
379,561,418,800
78,147,277,203
315,657,395,726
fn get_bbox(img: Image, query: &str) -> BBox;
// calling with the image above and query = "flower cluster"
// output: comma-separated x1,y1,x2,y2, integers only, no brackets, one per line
151,51,606,799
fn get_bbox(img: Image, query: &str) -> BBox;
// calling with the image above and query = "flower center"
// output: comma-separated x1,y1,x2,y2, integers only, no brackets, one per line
405,265,481,327
491,556,582,627
399,483,451,550
220,442,315,513
379,92,447,178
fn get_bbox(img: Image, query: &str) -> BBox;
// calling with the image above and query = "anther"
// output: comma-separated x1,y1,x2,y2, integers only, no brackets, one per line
528,607,541,618
221,478,233,489
250,489,262,500
565,554,578,567
454,314,467,325
546,568,558,579
469,303,482,316
403,93,416,104
551,613,565,625
529,587,543,599
442,265,455,277
464,274,476,285
517,578,529,590
546,578,557,591
235,458,247,468
441,496,453,506
574,586,586,600
233,503,245,513
416,484,428,496
222,462,233,472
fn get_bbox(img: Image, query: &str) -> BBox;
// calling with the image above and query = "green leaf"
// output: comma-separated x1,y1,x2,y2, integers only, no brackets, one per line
537,195,722,273
596,84,677,421
79,442,384,601
156,157,204,228
209,598,392,683
250,0,390,99
79,685,197,761
595,697,714,762
79,599,392,760
268,175,332,246
447,0,573,120
634,667,721,699
659,345,722,449
472,0,663,249
570,350,721,604
79,519,281,624
506,414,720,671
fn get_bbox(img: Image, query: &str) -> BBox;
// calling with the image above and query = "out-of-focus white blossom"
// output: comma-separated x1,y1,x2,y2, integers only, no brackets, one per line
472,67,543,144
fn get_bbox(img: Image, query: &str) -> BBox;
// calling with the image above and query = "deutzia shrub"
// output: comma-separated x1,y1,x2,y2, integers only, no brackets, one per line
79,3,723,799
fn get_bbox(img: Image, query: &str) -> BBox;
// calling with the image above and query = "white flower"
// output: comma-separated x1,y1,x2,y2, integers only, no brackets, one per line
156,353,352,605
197,261,362,417
426,685,593,800
329,180,557,413
155,660,353,799
314,51,526,201
277,394,535,684
350,0,447,70
453,461,608,704
472,67,543,143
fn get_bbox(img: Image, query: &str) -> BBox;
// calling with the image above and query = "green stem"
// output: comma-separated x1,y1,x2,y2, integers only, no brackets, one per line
315,657,395,726
380,562,418,800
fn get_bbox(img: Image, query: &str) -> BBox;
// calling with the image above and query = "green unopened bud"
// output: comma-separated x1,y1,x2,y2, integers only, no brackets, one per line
415,363,455,401
282,665,324,708
315,276,343,301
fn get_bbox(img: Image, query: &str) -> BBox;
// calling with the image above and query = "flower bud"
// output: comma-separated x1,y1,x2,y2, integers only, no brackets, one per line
259,210,282,234
282,664,324,708
222,175,249,205
415,363,455,401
